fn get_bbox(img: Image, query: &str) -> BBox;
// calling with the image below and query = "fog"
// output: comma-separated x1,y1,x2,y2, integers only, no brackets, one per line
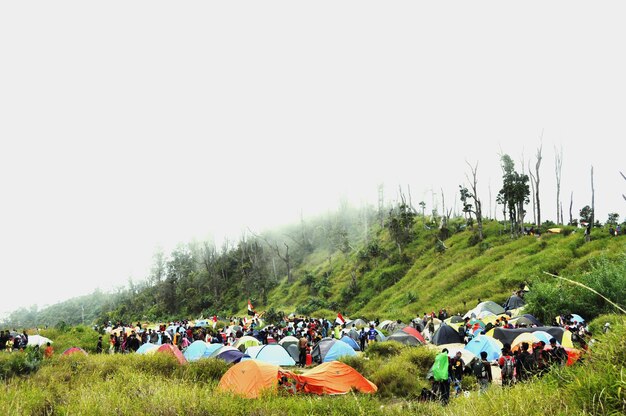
1,1,625,316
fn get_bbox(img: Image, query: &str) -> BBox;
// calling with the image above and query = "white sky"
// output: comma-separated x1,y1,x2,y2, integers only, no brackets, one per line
1,1,625,316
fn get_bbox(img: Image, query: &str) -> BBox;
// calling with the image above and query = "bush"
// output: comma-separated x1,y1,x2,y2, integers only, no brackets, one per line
338,355,370,376
364,341,405,359
369,360,421,399
0,347,42,379
179,358,229,383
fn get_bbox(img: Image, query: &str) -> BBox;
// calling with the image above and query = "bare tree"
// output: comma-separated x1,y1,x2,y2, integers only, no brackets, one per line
528,161,536,226
249,230,294,283
460,161,484,241
621,171,626,202
534,142,543,227
569,191,574,225
591,166,595,227
555,145,563,224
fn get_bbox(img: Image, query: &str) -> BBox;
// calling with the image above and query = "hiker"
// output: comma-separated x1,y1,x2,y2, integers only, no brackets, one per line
516,342,534,381
298,334,308,367
473,351,492,394
498,343,516,386
44,342,54,358
546,338,567,367
96,336,103,353
359,328,366,351
367,324,377,345
450,351,465,396
432,348,451,405
532,341,548,375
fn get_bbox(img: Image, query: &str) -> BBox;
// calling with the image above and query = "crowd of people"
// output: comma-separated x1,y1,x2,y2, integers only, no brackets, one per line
424,312,590,405
0,330,29,352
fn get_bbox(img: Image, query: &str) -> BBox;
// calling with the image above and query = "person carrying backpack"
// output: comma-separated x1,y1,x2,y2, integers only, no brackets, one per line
432,349,451,405
498,343,515,386
516,342,534,381
472,351,492,394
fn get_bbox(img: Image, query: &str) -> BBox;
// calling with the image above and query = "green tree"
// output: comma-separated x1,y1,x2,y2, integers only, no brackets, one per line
579,205,593,224
387,202,415,255
497,154,530,236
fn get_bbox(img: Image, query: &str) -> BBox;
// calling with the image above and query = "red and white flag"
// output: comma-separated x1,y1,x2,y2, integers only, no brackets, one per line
212,315,218,329
336,312,346,325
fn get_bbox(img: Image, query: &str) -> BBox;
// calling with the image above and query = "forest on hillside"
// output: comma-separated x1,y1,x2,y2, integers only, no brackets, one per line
3,154,625,329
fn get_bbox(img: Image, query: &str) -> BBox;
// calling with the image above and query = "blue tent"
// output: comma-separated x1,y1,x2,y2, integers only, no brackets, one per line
244,345,296,366
183,341,214,362
311,338,357,363
137,342,158,354
324,339,357,362
571,314,585,324
216,349,248,364
464,335,502,361
340,335,361,351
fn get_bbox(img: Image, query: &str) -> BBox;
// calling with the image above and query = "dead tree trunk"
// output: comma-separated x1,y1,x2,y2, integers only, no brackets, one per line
465,161,484,241
555,146,563,224
534,143,543,227
591,166,595,227
569,191,574,225
528,161,537,226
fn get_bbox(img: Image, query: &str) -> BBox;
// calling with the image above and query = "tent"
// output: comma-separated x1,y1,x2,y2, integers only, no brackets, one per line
543,345,582,366
509,314,542,327
156,344,187,365
511,332,543,351
387,331,422,346
431,324,463,345
464,335,502,361
344,318,369,328
448,315,464,324
244,345,296,366
341,328,360,342
285,344,300,363
504,294,525,310
214,346,249,364
401,326,426,344
234,336,261,352
339,335,361,351
27,335,52,347
489,327,568,347
62,347,88,356
137,343,159,355
278,336,299,350
374,329,386,342
570,314,585,324
378,320,395,331
183,341,217,362
218,360,279,398
311,338,357,363
286,361,377,395
464,301,506,319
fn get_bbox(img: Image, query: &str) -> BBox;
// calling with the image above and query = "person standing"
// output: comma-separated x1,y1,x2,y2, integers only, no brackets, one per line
44,342,54,358
450,351,465,396
473,351,492,394
498,344,516,386
96,336,103,354
432,349,451,405
298,334,308,367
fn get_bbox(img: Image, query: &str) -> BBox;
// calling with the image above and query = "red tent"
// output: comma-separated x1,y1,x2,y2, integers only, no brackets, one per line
401,326,426,344
62,347,88,356
286,361,377,395
156,344,187,365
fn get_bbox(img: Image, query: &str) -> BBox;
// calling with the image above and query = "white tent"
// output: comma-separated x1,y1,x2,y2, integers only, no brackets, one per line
27,335,52,347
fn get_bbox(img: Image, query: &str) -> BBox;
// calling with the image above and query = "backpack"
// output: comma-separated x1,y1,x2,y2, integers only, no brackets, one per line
472,359,487,379
501,356,515,379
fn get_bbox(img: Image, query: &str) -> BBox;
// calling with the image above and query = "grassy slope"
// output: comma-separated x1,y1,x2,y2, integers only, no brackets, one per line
265,220,625,321
1,315,624,415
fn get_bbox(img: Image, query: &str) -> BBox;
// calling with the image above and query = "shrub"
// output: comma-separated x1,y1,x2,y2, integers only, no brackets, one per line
369,360,420,399
179,358,229,383
364,341,405,359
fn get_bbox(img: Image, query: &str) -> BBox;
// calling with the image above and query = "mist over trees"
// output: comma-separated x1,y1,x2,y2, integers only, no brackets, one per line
2,145,625,329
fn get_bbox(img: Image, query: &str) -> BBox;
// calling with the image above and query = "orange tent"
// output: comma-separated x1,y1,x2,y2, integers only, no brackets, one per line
288,361,377,395
156,344,187,365
218,360,280,398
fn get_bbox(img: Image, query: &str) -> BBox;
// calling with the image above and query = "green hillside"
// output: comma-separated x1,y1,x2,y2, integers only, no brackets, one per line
3,205,624,328
266,218,624,322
